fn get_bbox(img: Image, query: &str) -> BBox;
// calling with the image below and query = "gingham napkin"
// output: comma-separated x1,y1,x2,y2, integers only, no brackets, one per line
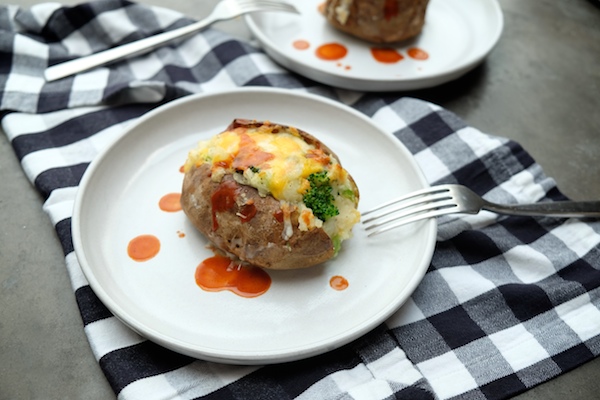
2,1,600,399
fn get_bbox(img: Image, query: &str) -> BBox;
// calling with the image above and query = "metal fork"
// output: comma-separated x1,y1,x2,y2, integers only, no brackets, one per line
43,0,298,82
362,184,600,236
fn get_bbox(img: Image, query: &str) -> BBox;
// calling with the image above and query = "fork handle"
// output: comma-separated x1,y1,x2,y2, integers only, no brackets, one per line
483,200,600,218
44,17,215,82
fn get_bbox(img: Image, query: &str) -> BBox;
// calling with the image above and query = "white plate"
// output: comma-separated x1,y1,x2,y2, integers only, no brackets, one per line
73,88,436,364
245,0,503,91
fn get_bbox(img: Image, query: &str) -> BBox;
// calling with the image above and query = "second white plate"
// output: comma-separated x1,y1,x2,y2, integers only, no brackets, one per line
73,87,437,364
246,0,503,91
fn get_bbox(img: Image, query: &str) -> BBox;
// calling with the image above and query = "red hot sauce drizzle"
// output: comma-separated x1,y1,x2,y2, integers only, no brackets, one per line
159,193,182,212
210,180,238,230
273,209,284,223
318,2,326,14
293,40,310,50
195,255,271,298
316,43,348,61
238,202,257,222
127,234,161,262
210,132,270,229
371,48,404,64
407,47,429,60
210,180,258,229
383,0,399,20
330,275,349,291
232,133,274,170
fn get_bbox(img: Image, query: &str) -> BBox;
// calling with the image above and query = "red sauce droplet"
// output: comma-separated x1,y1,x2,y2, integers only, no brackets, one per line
407,47,429,60
128,235,160,262
384,0,399,21
195,255,271,298
371,47,404,63
239,203,257,223
293,40,310,50
211,180,238,230
316,43,348,61
159,193,182,212
318,2,326,14
179,165,185,173
273,209,284,223
330,275,349,291
177,230,185,238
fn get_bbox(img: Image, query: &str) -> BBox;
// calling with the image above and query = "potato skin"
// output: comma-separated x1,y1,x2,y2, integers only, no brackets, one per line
181,164,335,270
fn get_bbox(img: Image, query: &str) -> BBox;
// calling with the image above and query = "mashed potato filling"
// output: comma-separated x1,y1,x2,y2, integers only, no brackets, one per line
185,121,360,245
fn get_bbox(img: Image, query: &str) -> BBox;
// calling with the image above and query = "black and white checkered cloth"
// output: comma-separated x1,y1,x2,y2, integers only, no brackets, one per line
2,1,600,399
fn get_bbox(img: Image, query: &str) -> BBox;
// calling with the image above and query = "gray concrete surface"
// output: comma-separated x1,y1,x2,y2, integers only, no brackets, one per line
1,0,599,399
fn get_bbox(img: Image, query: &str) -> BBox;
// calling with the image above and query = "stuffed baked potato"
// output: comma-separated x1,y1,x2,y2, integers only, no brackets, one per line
181,119,360,270
323,0,430,43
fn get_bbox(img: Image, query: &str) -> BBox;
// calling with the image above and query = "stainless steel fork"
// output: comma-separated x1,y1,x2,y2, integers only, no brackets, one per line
44,0,298,82
362,184,600,236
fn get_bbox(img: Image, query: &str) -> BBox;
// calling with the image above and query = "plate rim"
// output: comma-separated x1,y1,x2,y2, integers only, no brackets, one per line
72,87,437,364
245,0,504,91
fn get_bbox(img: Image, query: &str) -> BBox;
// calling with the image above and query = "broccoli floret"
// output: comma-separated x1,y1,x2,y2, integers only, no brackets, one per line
340,188,356,202
303,171,339,221
332,235,342,256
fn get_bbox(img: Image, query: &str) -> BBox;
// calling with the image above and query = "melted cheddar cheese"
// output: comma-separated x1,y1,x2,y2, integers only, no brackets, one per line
185,121,360,244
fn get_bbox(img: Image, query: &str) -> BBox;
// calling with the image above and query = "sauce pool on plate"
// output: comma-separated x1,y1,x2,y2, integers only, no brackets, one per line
370,47,404,64
316,43,348,61
127,234,160,262
293,39,310,50
195,255,272,298
407,47,429,60
159,193,182,212
330,275,349,291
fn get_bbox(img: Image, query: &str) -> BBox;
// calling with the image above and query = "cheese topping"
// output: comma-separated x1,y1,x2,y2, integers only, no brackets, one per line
185,124,332,203
185,121,360,243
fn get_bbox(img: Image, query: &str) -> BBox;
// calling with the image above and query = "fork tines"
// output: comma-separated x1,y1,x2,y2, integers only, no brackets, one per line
361,186,457,236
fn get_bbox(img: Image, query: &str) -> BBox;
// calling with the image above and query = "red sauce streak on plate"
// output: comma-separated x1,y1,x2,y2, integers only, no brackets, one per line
370,47,404,64
330,275,349,291
407,47,429,60
127,235,160,262
195,255,271,298
384,0,399,20
159,193,182,212
293,39,310,50
316,43,348,61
